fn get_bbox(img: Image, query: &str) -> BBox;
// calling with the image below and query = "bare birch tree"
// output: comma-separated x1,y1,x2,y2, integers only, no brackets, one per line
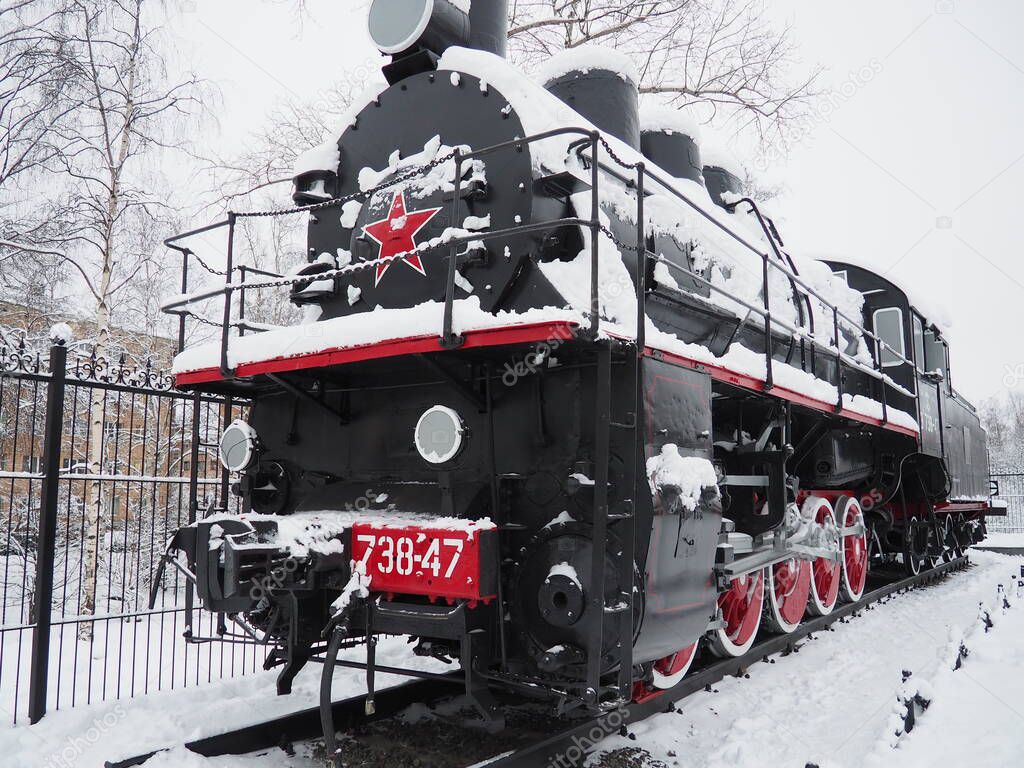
0,0,83,304
981,392,1024,473
65,0,201,636
0,0,81,189
0,0,204,636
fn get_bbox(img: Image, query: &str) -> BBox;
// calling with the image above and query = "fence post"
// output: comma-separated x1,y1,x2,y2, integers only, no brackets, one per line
28,335,68,724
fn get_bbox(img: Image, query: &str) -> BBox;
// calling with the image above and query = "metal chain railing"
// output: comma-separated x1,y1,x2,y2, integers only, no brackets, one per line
229,148,460,219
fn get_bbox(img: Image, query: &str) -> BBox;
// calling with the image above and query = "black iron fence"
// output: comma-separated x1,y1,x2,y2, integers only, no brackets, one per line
0,336,255,725
991,473,1024,533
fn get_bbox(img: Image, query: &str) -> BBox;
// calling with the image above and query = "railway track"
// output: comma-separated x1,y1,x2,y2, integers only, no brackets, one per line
105,556,969,768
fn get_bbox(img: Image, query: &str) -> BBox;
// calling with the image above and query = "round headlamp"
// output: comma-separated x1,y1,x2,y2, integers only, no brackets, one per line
366,0,471,56
414,405,465,464
219,419,259,473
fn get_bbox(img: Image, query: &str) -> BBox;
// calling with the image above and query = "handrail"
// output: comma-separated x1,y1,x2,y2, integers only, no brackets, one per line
161,124,913,416
160,217,595,314
575,146,916,373
648,252,913,397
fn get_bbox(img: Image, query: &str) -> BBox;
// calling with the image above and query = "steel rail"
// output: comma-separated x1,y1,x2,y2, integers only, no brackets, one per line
103,556,970,768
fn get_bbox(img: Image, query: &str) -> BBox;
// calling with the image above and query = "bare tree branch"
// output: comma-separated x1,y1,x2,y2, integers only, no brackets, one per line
507,0,824,144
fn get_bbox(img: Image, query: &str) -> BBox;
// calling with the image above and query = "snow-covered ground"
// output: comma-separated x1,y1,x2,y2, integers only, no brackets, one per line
2,550,1021,768
976,531,1024,550
591,549,1024,768
0,606,269,726
3,635,446,768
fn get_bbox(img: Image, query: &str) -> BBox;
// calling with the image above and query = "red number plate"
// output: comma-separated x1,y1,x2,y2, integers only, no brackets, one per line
350,524,497,601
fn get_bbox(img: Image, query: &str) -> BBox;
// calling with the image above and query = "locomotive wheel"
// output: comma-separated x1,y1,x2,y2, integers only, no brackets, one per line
953,513,967,558
902,516,925,576
764,557,811,634
708,568,765,658
836,496,868,602
941,516,957,563
651,642,699,689
925,519,943,569
805,497,840,617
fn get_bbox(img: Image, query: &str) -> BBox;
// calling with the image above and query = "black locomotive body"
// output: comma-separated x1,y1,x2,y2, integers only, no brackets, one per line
158,0,998,730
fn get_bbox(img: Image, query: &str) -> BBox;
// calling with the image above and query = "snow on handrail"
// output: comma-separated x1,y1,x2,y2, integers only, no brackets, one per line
162,125,915,400
651,253,915,396
578,144,915,373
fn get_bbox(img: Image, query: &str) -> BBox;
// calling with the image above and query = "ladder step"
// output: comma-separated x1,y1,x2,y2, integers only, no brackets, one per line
610,415,636,429
608,497,633,520
604,598,630,614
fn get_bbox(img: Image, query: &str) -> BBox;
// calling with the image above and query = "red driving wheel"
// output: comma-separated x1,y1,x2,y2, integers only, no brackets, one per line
836,496,868,602
651,641,698,689
805,497,840,617
708,568,765,657
765,557,811,634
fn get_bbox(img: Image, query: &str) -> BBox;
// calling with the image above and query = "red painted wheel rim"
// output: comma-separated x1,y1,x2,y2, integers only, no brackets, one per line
655,647,696,675
772,558,811,625
812,503,841,609
655,642,697,677
719,570,764,647
843,505,868,596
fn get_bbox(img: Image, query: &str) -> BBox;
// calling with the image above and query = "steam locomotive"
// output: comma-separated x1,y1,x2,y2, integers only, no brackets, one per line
158,0,998,734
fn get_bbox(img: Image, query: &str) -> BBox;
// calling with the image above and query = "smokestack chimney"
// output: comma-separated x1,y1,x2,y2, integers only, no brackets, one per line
540,46,642,150
700,142,744,209
469,0,508,57
640,105,704,185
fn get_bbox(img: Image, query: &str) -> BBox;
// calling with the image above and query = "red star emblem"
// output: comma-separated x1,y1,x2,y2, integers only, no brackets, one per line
362,191,442,286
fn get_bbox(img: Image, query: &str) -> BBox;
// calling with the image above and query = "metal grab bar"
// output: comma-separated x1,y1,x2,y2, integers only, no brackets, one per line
649,252,914,399
160,216,596,314
576,148,917,374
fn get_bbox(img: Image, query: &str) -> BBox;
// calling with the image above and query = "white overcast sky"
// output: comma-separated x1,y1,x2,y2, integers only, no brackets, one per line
173,0,1023,404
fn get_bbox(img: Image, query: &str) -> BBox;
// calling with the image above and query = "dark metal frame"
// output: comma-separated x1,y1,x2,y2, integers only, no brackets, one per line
0,336,250,725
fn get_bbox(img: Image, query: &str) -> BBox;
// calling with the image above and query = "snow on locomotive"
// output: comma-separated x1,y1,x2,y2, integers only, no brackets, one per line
157,0,998,728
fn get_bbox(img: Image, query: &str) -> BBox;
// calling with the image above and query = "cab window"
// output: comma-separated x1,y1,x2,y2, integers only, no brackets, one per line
923,328,947,378
912,314,925,371
872,307,905,368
